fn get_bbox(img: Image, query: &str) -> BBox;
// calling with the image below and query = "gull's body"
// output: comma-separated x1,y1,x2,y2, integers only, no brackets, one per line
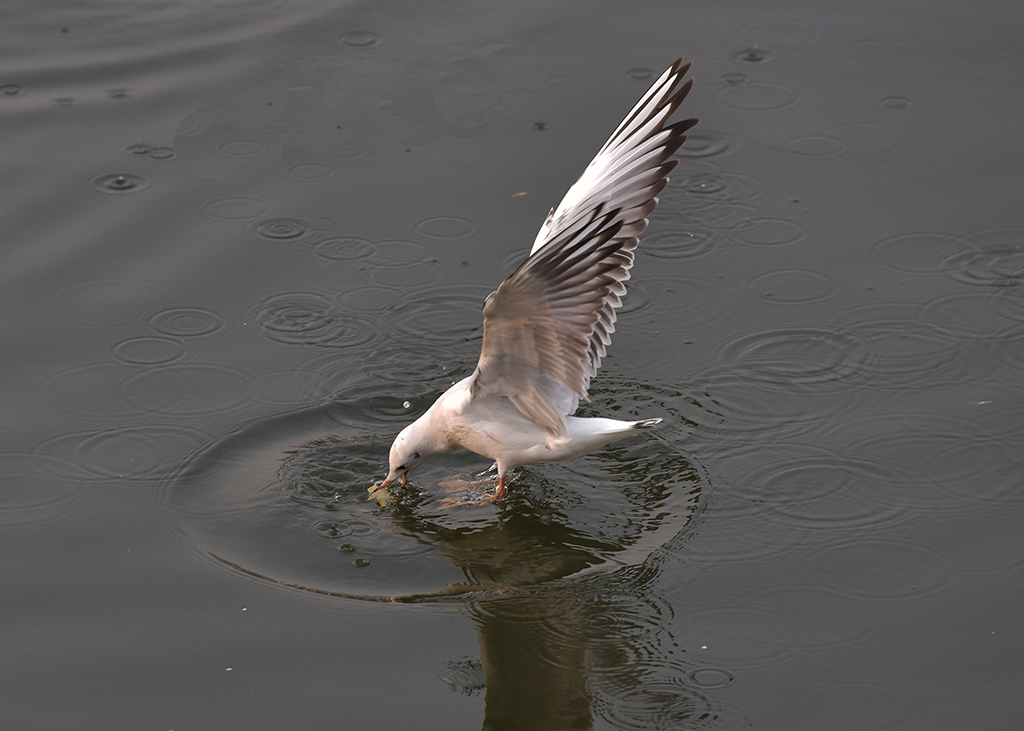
379,58,698,501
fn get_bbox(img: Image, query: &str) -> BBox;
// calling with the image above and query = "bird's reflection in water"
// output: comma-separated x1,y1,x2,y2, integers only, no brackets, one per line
373,448,715,730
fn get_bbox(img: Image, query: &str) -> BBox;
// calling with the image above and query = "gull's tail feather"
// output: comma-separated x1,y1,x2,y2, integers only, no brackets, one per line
631,418,663,430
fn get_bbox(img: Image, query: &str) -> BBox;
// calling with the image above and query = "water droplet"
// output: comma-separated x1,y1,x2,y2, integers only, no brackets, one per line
338,543,356,553
403,401,411,409
107,88,130,98
352,558,371,567
626,68,654,80
0,83,26,96
90,172,152,194
532,121,548,131
53,97,76,106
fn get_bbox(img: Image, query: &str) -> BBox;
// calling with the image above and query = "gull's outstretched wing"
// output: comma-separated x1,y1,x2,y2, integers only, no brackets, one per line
470,58,698,434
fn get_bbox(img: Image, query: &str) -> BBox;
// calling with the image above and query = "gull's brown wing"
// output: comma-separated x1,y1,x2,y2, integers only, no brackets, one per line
470,58,698,434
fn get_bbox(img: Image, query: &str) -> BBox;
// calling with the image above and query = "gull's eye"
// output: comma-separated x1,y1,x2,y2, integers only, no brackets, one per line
413,452,420,460
397,464,407,471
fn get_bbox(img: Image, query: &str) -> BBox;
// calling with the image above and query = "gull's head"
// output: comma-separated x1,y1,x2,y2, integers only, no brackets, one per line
378,423,430,490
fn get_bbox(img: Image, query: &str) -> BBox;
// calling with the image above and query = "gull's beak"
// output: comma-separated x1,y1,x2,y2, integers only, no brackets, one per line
372,471,407,493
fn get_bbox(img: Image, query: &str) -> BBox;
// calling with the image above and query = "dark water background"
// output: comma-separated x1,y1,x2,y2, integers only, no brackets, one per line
3,0,1023,728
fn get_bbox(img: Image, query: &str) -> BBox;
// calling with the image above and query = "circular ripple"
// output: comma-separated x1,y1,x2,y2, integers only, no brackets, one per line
255,292,375,348
795,679,925,731
731,217,805,247
638,276,730,330
252,216,310,241
748,268,837,304
947,227,1024,287
218,138,268,158
957,54,1024,83
1,83,27,96
730,48,776,64
668,170,765,202
717,327,872,388
286,162,336,181
676,131,732,158
201,196,272,221
160,394,706,602
783,135,848,157
870,231,970,273
717,82,798,110
89,172,152,194
111,336,186,365
123,364,255,416
918,292,1024,340
825,123,906,154
809,536,953,603
830,305,967,390
414,215,478,239
34,363,137,419
312,235,374,261
872,158,935,180
0,453,88,531
50,278,165,327
642,229,719,260
147,306,225,338
39,425,211,484
734,448,915,536
738,19,819,48
385,287,490,344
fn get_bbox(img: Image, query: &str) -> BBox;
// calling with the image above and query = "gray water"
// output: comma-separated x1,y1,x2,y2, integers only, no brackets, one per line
3,0,1023,728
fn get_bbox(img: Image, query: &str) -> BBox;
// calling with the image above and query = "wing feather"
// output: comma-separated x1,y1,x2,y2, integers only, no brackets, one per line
469,58,698,433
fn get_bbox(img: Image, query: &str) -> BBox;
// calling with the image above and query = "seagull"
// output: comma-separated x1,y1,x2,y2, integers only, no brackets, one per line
376,58,698,502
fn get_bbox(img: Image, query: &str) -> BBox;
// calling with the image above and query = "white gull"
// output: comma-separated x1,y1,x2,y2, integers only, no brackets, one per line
376,58,698,502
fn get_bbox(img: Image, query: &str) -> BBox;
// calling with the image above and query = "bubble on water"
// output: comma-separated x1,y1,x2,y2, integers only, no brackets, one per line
403,401,411,409
352,558,371,567
90,172,152,194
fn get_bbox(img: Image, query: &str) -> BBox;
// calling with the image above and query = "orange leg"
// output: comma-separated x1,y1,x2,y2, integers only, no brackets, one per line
439,474,507,506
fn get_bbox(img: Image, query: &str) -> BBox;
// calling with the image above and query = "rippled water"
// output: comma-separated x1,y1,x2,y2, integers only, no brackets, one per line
3,0,1023,728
